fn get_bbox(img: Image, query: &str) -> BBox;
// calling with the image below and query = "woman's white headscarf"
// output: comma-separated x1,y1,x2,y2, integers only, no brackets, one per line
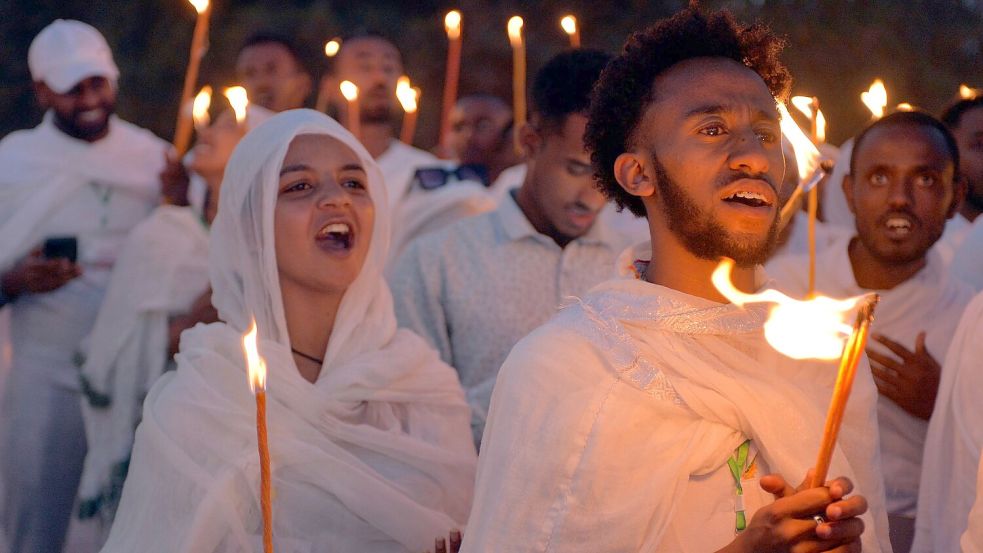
102,110,476,553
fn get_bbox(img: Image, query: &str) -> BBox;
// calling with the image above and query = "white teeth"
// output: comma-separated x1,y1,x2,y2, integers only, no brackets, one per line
886,218,911,230
319,223,351,237
726,191,770,204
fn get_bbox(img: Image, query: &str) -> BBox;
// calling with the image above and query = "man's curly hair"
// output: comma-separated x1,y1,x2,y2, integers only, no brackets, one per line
584,6,792,217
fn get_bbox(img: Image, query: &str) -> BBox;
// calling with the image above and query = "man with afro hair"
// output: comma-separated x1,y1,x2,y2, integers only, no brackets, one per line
462,6,891,552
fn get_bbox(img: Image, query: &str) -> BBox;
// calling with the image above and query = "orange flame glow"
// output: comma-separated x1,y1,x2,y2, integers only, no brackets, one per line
445,10,462,40
560,15,577,36
712,259,863,360
324,39,341,57
790,96,815,120
188,0,208,14
778,103,822,185
960,84,981,100
192,85,212,128
896,102,915,112
861,79,888,119
508,16,524,48
396,77,418,113
340,80,359,102
815,109,827,144
242,319,267,393
223,86,249,125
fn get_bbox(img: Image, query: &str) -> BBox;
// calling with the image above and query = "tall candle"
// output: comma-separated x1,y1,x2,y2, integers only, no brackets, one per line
439,11,462,154
560,15,580,48
508,16,526,156
172,0,211,157
243,320,273,553
339,80,361,141
397,77,419,145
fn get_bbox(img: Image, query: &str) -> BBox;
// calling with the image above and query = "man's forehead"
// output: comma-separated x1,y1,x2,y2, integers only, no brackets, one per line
855,124,953,167
650,57,778,118
338,37,401,63
238,42,294,65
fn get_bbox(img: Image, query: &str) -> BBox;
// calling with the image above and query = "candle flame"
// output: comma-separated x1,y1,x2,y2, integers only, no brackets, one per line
396,77,417,113
560,15,577,36
896,102,915,112
340,80,359,101
192,85,212,128
223,86,249,125
324,39,341,58
188,0,208,14
960,84,980,100
508,16,524,47
790,96,814,120
445,10,462,40
815,109,827,144
778,103,822,184
861,79,888,119
712,259,862,360
242,319,267,393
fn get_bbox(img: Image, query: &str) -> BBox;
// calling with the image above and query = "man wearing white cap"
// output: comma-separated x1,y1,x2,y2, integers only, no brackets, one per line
0,19,167,552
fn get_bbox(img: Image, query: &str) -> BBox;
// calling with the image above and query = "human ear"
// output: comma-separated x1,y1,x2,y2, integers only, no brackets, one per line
613,152,656,199
33,82,52,110
946,174,968,219
518,122,540,160
842,173,856,215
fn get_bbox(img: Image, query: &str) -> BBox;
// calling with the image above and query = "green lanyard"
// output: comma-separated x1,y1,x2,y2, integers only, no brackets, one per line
726,439,752,534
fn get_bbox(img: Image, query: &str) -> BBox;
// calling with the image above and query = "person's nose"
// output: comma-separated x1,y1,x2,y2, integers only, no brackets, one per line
887,178,913,210
317,180,354,209
727,130,770,176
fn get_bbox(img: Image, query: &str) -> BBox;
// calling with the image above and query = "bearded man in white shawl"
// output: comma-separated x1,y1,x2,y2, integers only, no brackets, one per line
321,33,494,261
101,109,475,552
462,8,891,552
768,111,972,552
76,105,273,537
909,291,983,553
0,20,168,553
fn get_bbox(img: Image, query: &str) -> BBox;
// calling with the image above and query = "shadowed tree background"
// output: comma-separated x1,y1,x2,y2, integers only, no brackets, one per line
2,0,981,148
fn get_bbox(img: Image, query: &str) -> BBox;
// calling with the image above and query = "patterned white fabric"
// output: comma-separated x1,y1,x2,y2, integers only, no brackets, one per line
389,192,625,443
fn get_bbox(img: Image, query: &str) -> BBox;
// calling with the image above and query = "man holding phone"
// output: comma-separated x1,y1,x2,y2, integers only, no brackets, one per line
0,20,167,552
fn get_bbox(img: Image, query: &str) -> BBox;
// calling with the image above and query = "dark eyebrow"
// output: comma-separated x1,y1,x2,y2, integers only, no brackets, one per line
684,104,778,122
339,164,366,173
280,163,311,176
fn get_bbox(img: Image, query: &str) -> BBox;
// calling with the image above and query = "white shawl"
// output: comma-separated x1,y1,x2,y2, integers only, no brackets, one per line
0,112,166,271
101,110,476,553
77,205,210,522
911,292,983,553
463,242,891,552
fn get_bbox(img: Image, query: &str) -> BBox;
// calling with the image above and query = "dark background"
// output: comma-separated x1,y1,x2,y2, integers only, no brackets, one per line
2,0,981,148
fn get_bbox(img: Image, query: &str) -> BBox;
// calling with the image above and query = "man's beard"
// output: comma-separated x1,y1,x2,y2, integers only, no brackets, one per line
652,155,780,267
54,103,114,141
966,178,983,213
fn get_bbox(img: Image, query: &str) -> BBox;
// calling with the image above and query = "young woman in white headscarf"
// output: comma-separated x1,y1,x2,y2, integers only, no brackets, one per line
100,109,476,553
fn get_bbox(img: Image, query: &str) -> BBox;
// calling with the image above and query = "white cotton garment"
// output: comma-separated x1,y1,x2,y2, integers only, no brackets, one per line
101,110,476,553
911,292,983,553
376,140,495,263
462,242,892,553
768,233,975,520
961,453,983,553
77,205,210,526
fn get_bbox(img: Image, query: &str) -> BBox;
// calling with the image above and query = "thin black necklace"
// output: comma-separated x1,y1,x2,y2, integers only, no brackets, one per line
291,348,324,365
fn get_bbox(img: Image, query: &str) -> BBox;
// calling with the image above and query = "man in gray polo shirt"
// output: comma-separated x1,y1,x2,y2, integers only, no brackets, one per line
389,49,628,446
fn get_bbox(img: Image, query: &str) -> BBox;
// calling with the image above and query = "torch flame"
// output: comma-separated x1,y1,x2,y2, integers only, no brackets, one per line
324,39,341,58
960,84,980,100
778,103,822,185
861,79,888,119
223,86,249,125
340,80,359,102
396,77,418,113
712,259,863,360
192,85,212,128
242,319,267,393
560,15,577,36
508,16,524,48
445,10,462,40
188,0,209,14
790,96,814,120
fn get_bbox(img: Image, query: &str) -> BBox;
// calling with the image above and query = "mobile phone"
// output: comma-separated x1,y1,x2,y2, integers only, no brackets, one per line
42,237,78,263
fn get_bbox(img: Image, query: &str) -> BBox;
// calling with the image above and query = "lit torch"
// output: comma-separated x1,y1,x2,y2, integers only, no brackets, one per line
340,80,360,141
960,84,981,100
560,15,580,48
439,10,463,155
712,259,879,488
788,97,828,297
778,103,834,296
313,39,342,113
242,319,273,553
192,85,212,131
861,79,888,120
223,86,249,130
397,76,419,145
508,16,526,156
172,0,212,157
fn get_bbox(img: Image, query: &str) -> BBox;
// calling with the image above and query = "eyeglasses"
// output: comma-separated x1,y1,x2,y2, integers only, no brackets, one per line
412,164,490,190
